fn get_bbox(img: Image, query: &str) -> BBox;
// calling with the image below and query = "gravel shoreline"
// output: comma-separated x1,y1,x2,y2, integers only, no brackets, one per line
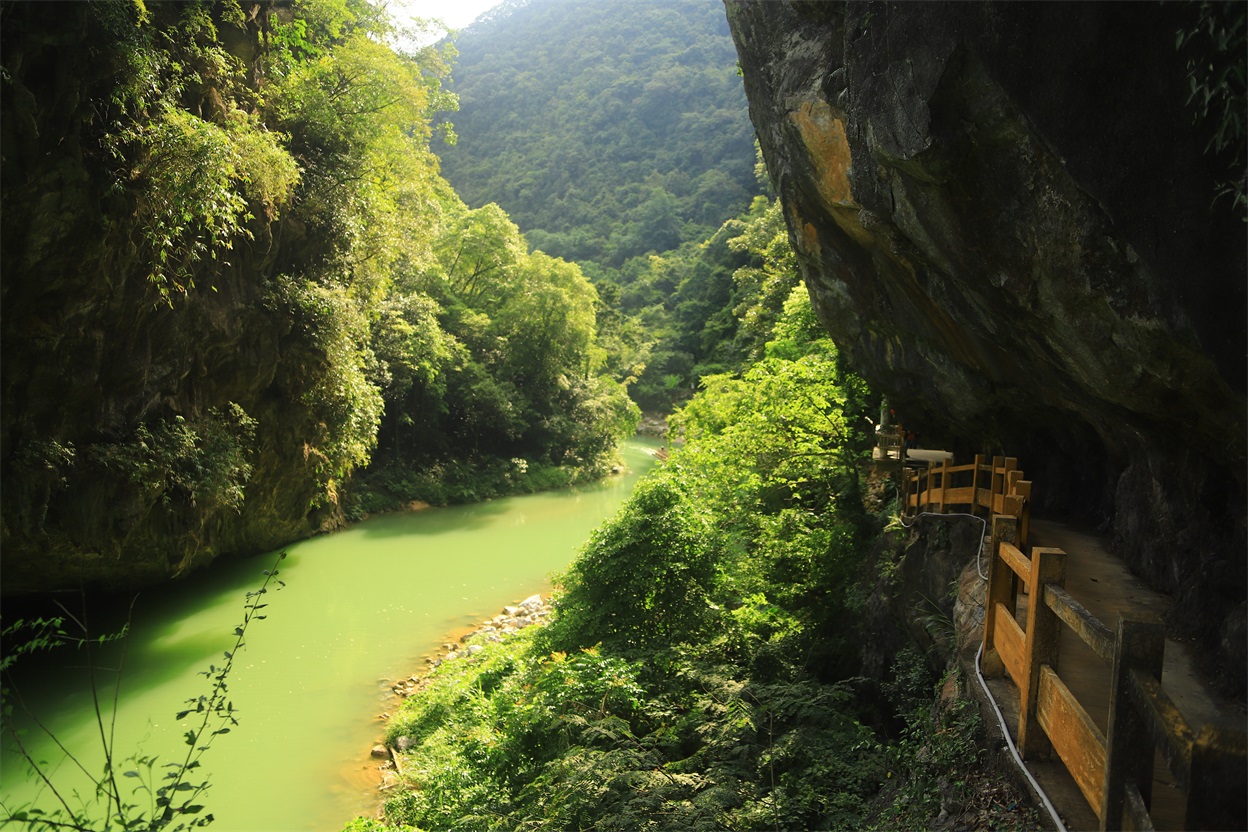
367,594,554,778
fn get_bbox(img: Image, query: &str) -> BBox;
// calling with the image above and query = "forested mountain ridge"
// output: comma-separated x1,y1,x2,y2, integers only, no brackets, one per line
435,0,756,269
0,0,636,594
432,0,764,410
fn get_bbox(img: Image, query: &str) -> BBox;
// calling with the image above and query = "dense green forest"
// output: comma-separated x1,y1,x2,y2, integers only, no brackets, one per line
2,1,1049,830
0,0,643,592
345,215,1039,831
437,0,755,268
434,0,761,409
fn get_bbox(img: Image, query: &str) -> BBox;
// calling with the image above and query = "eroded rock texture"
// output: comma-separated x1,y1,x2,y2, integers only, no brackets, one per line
726,1,1246,693
1,4,346,593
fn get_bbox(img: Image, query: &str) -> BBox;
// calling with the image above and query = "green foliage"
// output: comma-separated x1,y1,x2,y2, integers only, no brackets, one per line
89,404,258,514
865,649,985,830
276,276,386,484
1177,0,1247,218
359,196,640,508
549,474,721,653
1,553,287,831
350,260,891,831
728,194,802,361
99,2,301,301
437,0,755,269
430,0,768,418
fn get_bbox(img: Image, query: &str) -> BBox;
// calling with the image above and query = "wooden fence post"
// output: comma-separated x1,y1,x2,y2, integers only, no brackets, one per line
1100,617,1165,831
981,515,1018,677
1015,479,1032,548
1019,546,1066,759
970,454,985,516
991,455,1005,513
1185,725,1248,830
938,457,950,512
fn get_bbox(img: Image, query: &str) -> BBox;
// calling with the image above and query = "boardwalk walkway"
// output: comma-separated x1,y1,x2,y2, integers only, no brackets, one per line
975,519,1245,830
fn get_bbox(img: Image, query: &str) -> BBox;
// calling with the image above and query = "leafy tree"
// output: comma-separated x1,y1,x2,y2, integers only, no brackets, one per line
549,474,721,653
436,0,755,267
1176,0,1247,218
357,229,888,830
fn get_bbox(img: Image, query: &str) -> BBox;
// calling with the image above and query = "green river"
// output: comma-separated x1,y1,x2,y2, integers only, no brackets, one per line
1,437,662,830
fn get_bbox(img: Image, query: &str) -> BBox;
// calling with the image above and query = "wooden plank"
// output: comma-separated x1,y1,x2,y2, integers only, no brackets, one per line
999,541,1031,582
938,457,950,511
982,516,1018,675
976,487,993,510
1044,584,1115,662
1001,493,1025,519
1123,780,1156,832
1038,665,1107,819
996,605,1027,690
1014,479,1032,546
991,455,1006,513
1185,725,1248,831
1127,668,1197,792
1020,548,1066,758
970,454,985,517
943,485,975,506
1100,618,1165,831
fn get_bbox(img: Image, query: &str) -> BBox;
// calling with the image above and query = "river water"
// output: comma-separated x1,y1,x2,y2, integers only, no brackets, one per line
1,437,661,830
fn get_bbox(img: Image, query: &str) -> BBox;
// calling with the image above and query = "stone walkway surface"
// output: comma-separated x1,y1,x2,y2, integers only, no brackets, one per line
977,519,1244,831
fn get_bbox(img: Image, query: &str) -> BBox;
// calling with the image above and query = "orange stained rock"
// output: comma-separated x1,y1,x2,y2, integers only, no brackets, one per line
789,98,854,207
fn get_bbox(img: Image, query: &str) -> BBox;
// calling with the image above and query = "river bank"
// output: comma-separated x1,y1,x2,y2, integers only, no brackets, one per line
360,593,555,805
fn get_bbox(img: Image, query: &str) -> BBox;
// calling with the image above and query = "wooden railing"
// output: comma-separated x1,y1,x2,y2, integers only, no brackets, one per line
903,455,1032,544
981,515,1247,830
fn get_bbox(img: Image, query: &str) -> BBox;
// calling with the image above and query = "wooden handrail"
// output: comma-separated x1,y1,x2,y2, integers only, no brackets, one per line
1128,668,1196,792
903,454,1030,546
1044,584,1115,663
980,516,1247,830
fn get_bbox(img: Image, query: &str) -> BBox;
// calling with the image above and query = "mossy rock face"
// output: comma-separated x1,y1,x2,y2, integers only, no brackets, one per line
727,1,1246,693
0,5,343,594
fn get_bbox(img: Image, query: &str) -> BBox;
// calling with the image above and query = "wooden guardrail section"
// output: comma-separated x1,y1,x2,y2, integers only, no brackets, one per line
903,455,1032,544
981,515,1247,830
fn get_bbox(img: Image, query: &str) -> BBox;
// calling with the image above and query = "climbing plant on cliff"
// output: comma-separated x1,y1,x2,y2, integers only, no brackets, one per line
1177,0,1247,218
101,1,301,301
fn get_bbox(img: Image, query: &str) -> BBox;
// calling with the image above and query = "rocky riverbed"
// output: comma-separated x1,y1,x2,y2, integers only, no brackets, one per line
367,593,553,767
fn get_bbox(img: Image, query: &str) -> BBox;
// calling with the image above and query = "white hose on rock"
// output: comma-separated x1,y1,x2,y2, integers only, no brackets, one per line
897,509,1070,831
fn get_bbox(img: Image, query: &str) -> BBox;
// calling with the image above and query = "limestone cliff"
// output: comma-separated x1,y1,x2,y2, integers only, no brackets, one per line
725,1,1246,693
1,3,350,592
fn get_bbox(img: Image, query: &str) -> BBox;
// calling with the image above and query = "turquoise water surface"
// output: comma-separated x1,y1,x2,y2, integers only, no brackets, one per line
1,438,661,830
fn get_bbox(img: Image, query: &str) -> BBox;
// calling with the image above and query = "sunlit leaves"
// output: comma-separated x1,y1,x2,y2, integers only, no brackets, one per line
552,474,721,653
122,108,256,298
276,277,384,483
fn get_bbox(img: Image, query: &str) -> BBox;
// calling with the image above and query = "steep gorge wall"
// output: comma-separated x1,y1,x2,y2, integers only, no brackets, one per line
1,3,346,593
725,1,1246,693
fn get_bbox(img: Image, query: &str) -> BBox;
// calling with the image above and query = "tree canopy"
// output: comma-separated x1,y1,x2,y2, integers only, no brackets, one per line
435,0,757,268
